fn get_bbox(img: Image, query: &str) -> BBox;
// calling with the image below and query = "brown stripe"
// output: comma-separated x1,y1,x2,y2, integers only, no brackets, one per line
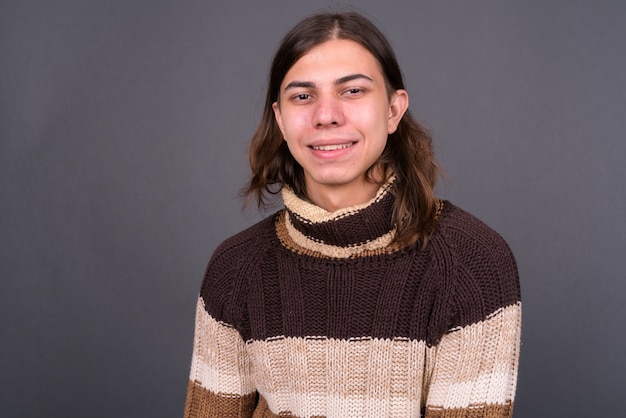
425,401,514,417
252,395,287,417
184,380,257,418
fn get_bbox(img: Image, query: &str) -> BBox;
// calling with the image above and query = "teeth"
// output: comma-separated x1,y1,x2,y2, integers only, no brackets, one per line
312,143,352,151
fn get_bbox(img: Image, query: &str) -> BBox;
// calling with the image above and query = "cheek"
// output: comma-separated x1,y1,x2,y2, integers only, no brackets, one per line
358,104,391,135
281,111,310,138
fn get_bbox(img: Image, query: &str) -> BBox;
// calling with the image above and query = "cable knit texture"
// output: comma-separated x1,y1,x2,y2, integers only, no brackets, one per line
184,180,521,418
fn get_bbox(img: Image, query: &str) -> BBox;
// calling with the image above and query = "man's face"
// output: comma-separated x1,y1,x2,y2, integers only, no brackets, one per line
273,39,408,210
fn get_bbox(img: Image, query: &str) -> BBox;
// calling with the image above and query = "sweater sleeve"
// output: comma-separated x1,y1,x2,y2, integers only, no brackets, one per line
424,216,522,417
183,296,257,418
184,233,263,418
184,216,279,417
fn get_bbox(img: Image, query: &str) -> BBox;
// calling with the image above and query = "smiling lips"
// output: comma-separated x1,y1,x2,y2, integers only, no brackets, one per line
310,142,355,151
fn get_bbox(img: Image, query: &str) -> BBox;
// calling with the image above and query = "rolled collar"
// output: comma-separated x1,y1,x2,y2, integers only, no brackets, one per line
280,176,397,257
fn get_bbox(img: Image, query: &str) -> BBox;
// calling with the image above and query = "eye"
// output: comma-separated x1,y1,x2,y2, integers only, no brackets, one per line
293,93,311,102
343,87,365,97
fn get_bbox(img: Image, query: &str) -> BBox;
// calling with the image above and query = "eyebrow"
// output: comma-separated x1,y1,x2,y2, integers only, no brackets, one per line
283,73,374,91
335,73,374,85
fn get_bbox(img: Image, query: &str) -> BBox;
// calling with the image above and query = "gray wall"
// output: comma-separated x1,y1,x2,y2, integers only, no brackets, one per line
1,1,624,417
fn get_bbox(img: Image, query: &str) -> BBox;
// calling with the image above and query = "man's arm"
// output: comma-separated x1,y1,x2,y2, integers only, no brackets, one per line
184,297,257,418
424,302,521,417
424,211,522,417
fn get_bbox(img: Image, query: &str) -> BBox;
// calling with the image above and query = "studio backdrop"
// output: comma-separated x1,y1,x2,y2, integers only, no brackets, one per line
1,1,625,417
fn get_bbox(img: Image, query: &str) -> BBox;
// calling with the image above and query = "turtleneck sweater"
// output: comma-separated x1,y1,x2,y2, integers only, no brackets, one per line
184,180,521,418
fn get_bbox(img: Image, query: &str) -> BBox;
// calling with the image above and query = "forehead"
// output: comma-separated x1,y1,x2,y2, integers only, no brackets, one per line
282,39,384,85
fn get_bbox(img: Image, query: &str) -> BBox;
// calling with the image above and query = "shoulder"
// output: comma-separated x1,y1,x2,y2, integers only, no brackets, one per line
430,201,521,317
434,201,517,267
199,211,281,323
208,211,280,269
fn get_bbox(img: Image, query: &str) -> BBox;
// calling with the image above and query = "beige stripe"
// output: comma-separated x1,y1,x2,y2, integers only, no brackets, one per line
189,299,255,396
426,303,521,409
281,174,395,224
248,336,430,417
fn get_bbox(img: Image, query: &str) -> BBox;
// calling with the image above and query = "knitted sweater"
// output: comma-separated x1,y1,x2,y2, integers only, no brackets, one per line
184,180,521,418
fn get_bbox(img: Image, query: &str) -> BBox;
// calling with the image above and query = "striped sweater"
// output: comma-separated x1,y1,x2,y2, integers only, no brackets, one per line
184,180,521,417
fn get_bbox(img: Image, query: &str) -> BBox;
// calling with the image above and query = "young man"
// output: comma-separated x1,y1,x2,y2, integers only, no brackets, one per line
185,12,521,418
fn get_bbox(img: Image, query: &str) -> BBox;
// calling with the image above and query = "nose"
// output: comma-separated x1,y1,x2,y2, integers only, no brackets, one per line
312,95,344,127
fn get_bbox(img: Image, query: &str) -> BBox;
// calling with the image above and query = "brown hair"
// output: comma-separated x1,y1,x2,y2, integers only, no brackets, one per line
245,12,440,248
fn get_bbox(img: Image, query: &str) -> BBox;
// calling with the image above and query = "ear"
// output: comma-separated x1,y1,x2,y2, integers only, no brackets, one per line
387,89,409,134
272,102,286,137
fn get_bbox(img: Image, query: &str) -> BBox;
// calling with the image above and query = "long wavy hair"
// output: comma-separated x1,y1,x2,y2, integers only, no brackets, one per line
244,12,441,248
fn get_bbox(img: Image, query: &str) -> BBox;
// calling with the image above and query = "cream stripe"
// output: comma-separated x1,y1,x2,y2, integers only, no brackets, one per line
189,299,255,396
427,302,521,409
284,213,395,258
248,336,431,417
281,174,395,224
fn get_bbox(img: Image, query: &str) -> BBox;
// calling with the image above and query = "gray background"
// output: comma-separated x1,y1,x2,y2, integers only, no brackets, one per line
1,0,624,417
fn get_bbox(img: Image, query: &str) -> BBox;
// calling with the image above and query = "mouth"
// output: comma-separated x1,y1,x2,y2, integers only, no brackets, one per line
310,142,354,151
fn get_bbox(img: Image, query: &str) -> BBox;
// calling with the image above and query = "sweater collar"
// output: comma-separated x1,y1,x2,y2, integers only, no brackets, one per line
279,176,397,258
